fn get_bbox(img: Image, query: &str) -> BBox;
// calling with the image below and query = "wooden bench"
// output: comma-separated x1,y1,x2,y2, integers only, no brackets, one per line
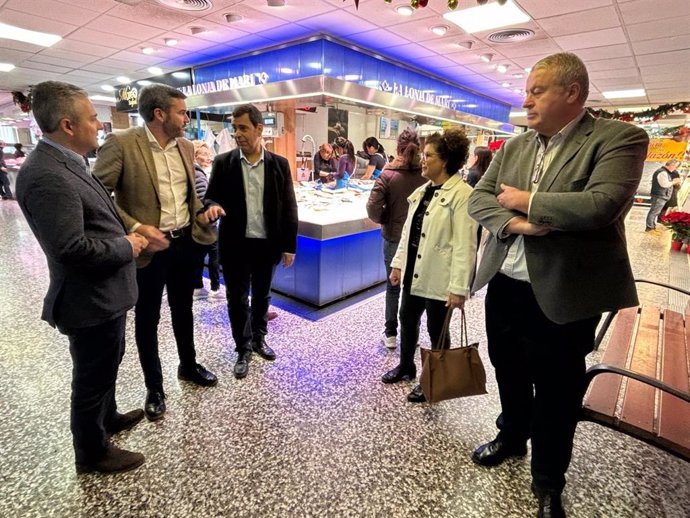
582,280,690,461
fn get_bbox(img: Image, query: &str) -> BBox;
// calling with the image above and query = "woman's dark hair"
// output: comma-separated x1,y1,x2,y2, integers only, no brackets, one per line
425,127,470,175
396,127,420,166
334,136,355,167
473,146,493,182
363,136,385,157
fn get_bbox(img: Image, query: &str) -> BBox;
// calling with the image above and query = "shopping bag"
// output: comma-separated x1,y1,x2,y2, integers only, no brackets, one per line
419,308,487,403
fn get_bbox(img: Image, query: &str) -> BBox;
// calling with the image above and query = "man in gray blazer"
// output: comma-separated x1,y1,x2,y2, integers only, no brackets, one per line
16,81,149,474
94,84,218,422
468,53,649,518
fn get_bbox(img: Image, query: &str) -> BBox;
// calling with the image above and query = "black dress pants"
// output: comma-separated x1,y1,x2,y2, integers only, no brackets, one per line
135,232,204,391
221,238,277,352
398,289,449,373
485,273,599,493
64,314,126,464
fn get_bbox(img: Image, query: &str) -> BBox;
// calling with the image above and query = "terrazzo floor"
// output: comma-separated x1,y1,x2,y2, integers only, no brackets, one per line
0,199,688,518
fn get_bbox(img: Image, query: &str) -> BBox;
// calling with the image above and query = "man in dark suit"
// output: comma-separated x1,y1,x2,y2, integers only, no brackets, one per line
94,84,218,421
16,81,149,474
202,104,298,379
468,53,649,518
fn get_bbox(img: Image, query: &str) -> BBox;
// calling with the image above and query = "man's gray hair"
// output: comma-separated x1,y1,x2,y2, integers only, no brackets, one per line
666,159,680,167
138,83,187,123
31,81,89,134
532,52,590,104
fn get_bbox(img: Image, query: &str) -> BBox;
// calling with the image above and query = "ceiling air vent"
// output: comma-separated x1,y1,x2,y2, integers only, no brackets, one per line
487,28,535,43
155,0,212,11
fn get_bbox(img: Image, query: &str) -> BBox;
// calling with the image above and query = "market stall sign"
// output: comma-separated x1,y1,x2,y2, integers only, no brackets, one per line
179,72,269,97
646,139,687,162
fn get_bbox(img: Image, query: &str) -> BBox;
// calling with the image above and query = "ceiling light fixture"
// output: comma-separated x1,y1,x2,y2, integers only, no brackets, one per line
510,111,527,117
89,95,117,103
116,76,131,84
266,0,286,6
148,67,163,75
224,13,243,23
524,67,532,72
189,26,207,34
164,38,178,46
501,82,511,88
0,22,61,47
141,47,155,54
0,63,15,72
480,53,493,63
512,72,524,78
101,85,115,92
457,41,473,49
431,25,449,36
137,80,152,86
602,89,646,99
396,6,414,16
496,64,509,73
443,0,531,34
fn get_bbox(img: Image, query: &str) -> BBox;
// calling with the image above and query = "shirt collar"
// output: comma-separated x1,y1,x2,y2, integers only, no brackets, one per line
41,136,88,169
239,147,265,167
538,109,586,148
145,124,177,151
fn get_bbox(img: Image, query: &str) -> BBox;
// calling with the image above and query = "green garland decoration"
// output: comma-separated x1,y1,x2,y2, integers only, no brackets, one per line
587,102,690,123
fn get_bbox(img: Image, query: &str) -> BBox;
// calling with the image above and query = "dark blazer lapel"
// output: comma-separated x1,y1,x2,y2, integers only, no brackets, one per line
540,113,594,192
517,133,538,190
135,128,161,199
262,150,277,217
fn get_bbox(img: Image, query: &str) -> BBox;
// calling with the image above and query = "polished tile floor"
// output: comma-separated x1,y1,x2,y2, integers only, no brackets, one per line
0,199,688,518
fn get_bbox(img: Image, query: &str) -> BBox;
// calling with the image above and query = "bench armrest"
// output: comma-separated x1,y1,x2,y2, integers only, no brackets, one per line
585,363,690,403
634,278,690,297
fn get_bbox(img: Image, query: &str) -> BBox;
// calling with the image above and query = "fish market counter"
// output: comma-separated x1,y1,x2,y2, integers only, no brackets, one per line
272,183,386,306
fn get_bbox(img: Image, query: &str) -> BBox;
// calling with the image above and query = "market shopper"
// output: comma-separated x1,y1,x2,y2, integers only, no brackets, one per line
366,128,426,349
468,52,649,518
16,81,147,474
645,159,681,231
94,83,219,422
202,104,298,379
380,127,477,403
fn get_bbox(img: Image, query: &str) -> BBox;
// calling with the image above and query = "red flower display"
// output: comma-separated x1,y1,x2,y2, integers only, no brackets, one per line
660,211,690,242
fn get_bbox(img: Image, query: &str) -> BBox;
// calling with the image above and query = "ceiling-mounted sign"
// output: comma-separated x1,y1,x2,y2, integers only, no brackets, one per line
179,72,269,97
115,68,193,112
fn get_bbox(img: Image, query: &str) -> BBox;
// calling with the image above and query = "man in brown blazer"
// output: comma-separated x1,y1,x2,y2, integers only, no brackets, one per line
468,53,649,518
94,83,218,421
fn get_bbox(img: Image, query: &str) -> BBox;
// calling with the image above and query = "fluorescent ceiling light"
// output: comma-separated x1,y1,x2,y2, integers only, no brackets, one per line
457,41,473,49
464,104,478,108
280,67,294,74
510,111,527,117
602,89,646,99
116,76,131,84
89,95,116,103
172,71,189,79
480,53,493,63
396,6,414,16
0,22,61,47
431,25,448,36
496,64,508,73
164,38,178,46
501,82,511,88
148,67,163,75
0,63,15,72
141,47,155,55
443,0,530,34
101,85,115,92
512,73,523,78
137,80,152,86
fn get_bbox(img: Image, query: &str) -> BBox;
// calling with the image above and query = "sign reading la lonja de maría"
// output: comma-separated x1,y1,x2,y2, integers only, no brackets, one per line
179,72,270,97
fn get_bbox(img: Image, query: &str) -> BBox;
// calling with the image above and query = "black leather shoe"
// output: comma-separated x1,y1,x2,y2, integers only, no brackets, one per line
144,390,166,421
178,363,218,386
76,445,145,474
106,409,145,435
252,337,276,361
407,384,426,403
381,365,416,384
532,484,566,518
234,350,252,379
471,436,528,467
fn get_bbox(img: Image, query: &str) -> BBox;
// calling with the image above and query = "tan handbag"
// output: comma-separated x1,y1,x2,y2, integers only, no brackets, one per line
419,308,487,403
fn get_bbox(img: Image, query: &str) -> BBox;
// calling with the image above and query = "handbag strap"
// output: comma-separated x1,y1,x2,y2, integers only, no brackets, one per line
460,308,469,348
435,307,472,350
435,308,453,350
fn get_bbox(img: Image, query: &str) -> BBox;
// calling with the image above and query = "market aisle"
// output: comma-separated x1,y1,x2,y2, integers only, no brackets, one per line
0,199,688,518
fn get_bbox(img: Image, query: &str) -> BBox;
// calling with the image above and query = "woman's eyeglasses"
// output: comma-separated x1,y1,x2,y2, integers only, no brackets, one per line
422,152,438,160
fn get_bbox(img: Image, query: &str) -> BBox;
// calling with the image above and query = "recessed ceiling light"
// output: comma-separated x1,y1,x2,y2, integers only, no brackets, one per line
480,53,493,63
0,22,61,47
266,0,286,6
464,103,478,108
101,85,115,92
513,88,522,94
431,25,449,36
89,95,116,103
496,64,509,73
141,47,155,55
137,80,152,86
189,26,207,35
501,82,511,88
443,0,531,34
512,73,524,78
0,63,15,72
602,89,646,99
396,6,414,16
457,41,473,49
524,67,532,73
164,38,178,46
224,13,243,23
148,67,163,75
116,76,131,84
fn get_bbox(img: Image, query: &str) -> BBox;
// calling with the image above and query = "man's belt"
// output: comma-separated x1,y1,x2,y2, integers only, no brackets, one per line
164,225,191,239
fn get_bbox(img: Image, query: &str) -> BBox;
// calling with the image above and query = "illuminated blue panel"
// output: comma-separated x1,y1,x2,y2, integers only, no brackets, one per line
193,38,510,123
272,230,386,307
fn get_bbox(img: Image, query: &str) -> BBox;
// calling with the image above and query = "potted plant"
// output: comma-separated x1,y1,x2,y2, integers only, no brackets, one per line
660,211,690,250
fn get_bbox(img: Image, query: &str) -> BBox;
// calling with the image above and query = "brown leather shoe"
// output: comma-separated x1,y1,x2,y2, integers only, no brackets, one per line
106,409,145,435
76,446,145,474
267,310,278,321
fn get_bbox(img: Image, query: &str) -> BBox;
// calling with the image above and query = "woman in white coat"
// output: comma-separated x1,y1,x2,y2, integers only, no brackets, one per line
381,127,477,403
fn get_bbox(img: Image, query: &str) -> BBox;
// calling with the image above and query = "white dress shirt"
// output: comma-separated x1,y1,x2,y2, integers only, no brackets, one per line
240,147,267,239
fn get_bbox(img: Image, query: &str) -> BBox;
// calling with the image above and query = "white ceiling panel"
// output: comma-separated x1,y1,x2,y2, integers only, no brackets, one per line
626,15,690,42
0,8,79,35
66,28,139,50
519,0,613,19
53,39,119,59
535,6,620,37
108,2,196,29
493,38,561,59
575,44,632,61
586,56,637,72
5,0,100,25
636,48,690,67
554,27,627,51
85,15,167,39
620,0,690,24
632,35,690,55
